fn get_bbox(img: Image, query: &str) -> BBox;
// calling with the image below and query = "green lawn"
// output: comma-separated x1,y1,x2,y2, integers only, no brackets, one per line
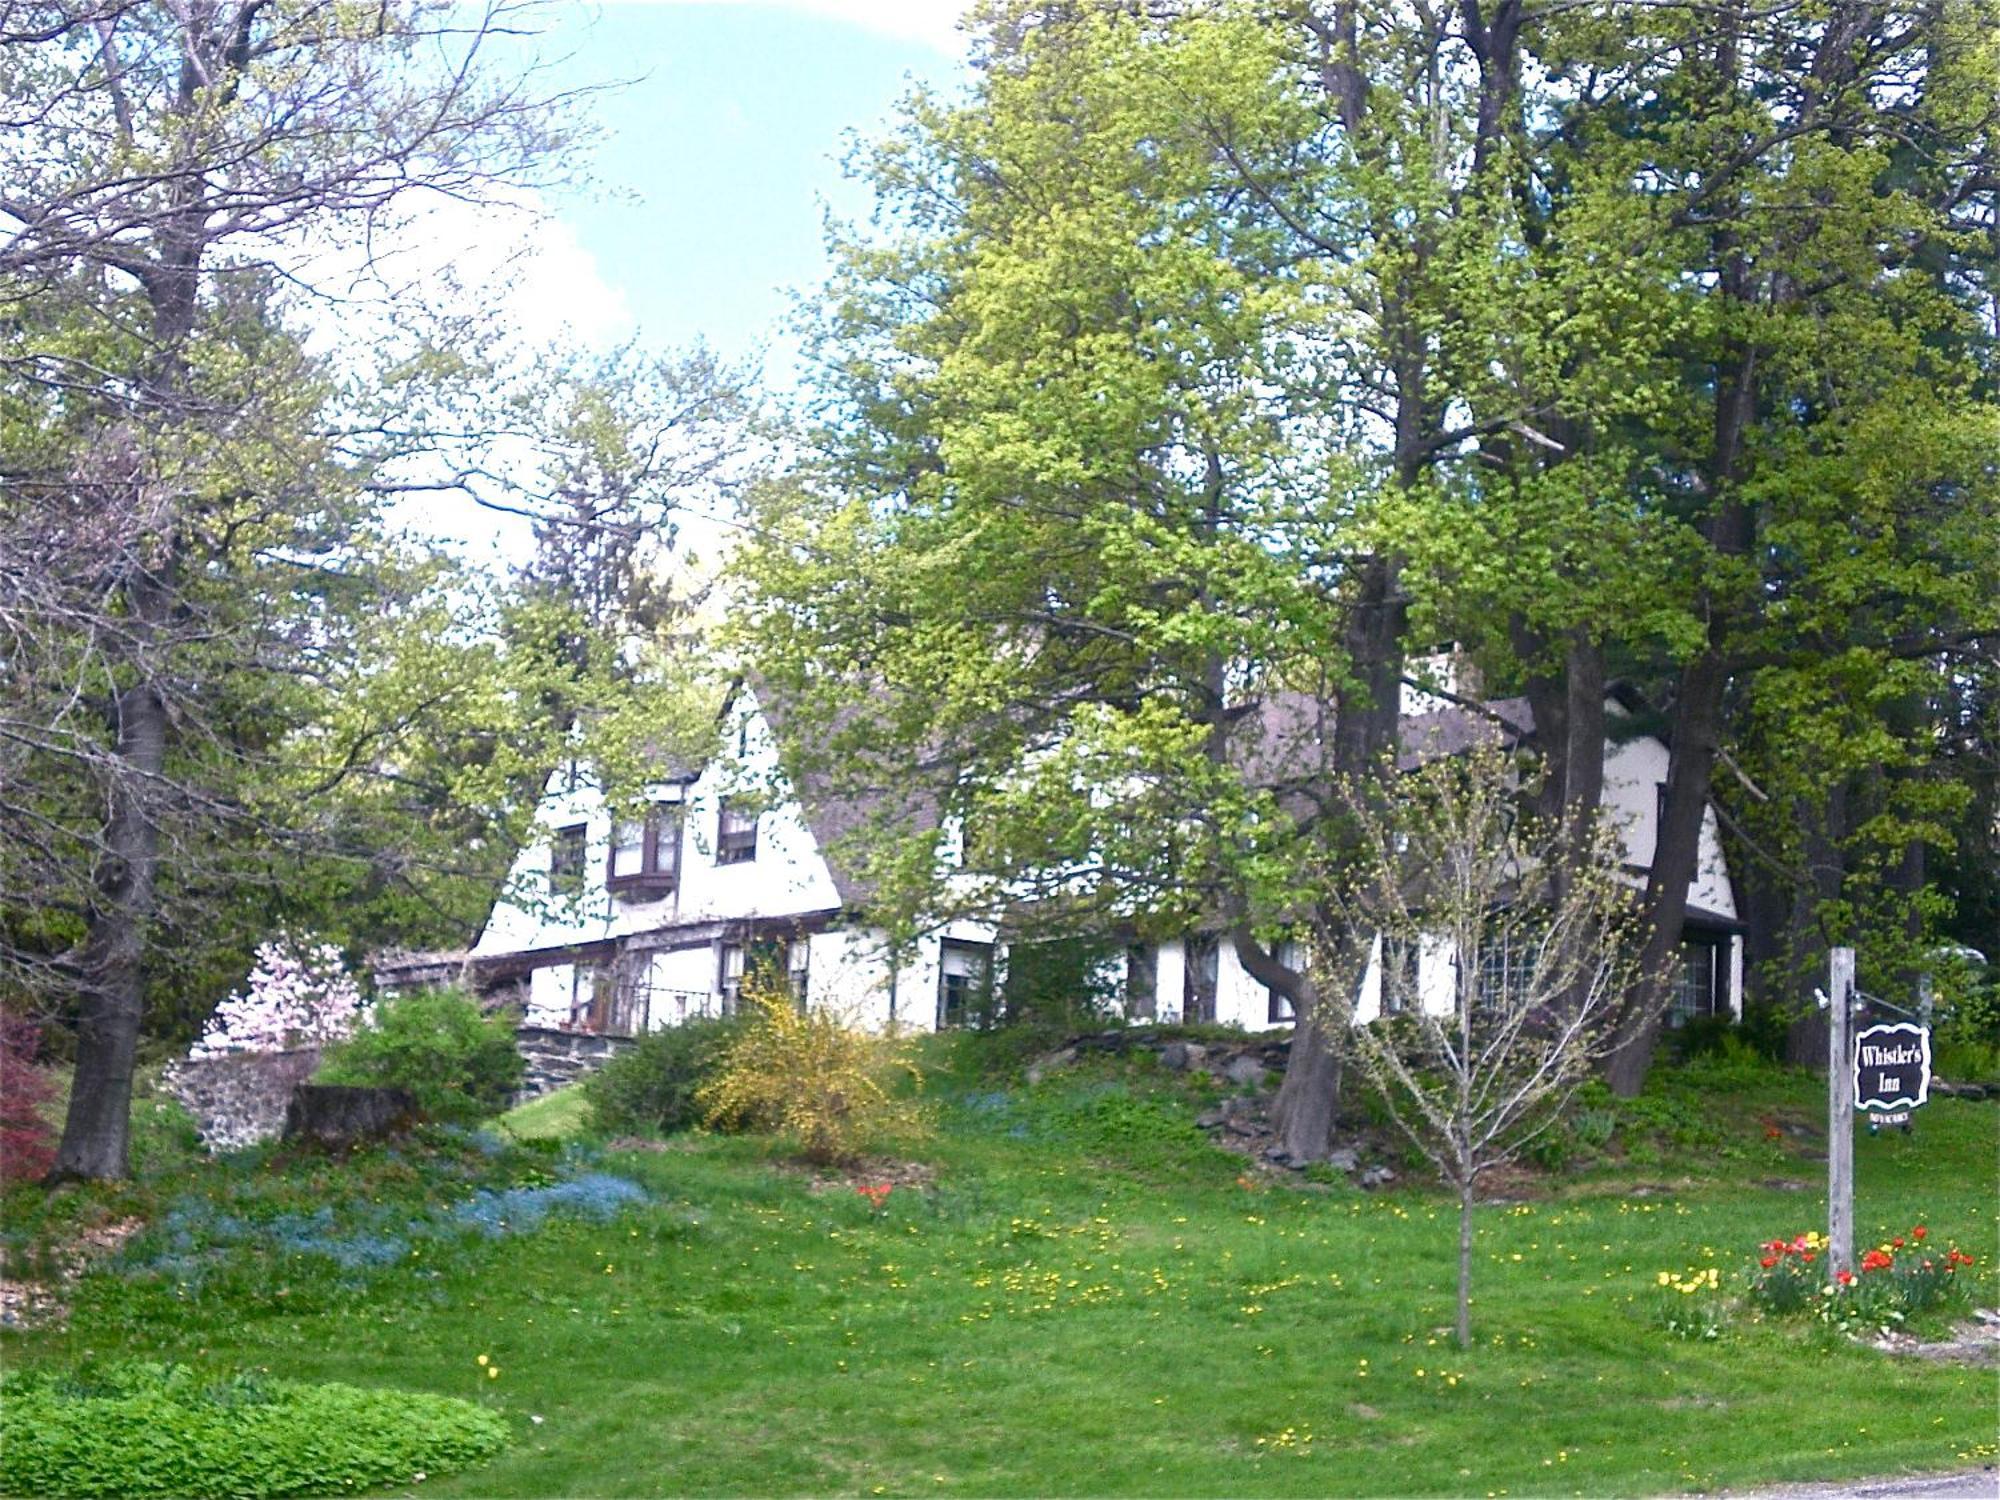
4,1042,1996,1497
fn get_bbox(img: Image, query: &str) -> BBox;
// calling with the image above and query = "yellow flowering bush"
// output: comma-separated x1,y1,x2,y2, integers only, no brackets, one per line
698,978,928,1166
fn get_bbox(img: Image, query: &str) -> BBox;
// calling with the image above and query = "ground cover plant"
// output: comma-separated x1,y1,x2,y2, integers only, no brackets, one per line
2,1038,1993,1497
0,1361,510,1498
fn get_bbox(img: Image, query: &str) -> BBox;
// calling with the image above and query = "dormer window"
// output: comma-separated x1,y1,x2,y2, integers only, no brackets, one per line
607,804,680,899
716,799,759,864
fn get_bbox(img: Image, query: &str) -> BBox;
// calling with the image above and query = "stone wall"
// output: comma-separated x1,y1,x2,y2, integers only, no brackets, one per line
163,1049,322,1152
515,1026,633,1102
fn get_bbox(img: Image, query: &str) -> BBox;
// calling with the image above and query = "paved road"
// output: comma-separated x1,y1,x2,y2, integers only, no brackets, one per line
1701,1469,1999,1499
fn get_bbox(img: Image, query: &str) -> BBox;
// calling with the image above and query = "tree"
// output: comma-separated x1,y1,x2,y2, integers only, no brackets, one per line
0,1,605,1180
737,0,1561,1159
1307,747,1639,1348
740,0,1998,1127
1565,0,2000,1089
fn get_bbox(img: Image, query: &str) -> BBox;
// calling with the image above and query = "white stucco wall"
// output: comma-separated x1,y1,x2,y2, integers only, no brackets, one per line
526,963,575,1028
806,926,897,1028
1601,734,1738,919
473,688,846,962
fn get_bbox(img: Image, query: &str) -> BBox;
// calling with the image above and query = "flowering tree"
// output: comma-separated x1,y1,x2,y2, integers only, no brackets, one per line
1307,747,1641,1348
190,937,368,1059
0,1015,57,1183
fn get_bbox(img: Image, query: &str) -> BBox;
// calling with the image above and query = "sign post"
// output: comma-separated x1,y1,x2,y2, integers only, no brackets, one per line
1827,947,1855,1280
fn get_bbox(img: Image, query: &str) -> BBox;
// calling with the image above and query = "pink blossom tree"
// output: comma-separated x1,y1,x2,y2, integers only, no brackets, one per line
190,936,369,1058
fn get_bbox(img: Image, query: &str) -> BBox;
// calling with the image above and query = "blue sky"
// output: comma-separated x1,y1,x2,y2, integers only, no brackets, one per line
525,3,968,372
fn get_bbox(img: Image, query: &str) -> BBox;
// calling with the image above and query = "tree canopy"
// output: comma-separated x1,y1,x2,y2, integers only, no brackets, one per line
736,0,1999,1140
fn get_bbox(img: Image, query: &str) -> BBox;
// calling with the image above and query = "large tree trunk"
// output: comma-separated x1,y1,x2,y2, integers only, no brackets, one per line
1603,175,1761,1094
1603,405,1753,1093
1270,1009,1343,1161
1603,649,1729,1096
1233,925,1342,1161
52,674,167,1180
1265,553,1405,1157
1782,785,1848,1066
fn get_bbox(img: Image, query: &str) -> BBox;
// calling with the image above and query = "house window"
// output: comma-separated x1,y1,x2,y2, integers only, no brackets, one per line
607,803,680,898
938,940,992,1029
1475,925,1538,1010
1267,938,1300,1024
1668,940,1719,1027
717,800,758,864
550,824,587,897
788,940,811,1007
718,943,745,1013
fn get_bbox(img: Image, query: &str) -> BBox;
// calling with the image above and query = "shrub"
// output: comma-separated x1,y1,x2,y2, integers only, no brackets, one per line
1934,968,2000,1083
998,936,1122,1034
586,1014,745,1137
698,979,927,1165
0,1361,509,1498
0,1013,57,1184
316,988,522,1124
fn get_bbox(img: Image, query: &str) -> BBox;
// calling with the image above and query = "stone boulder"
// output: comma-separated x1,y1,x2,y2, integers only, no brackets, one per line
281,1084,420,1147
1219,1053,1269,1089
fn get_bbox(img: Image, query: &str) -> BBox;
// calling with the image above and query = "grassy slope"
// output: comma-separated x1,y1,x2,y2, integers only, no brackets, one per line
497,1084,596,1142
3,1043,1995,1498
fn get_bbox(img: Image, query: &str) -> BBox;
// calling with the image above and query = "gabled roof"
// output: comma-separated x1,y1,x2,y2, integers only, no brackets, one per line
753,682,1546,911
746,682,943,909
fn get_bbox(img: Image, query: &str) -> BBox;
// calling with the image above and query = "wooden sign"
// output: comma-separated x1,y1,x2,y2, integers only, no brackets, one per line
1853,1020,1932,1115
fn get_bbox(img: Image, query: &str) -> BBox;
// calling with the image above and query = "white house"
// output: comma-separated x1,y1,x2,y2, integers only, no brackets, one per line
451,686,997,1034
433,684,1743,1038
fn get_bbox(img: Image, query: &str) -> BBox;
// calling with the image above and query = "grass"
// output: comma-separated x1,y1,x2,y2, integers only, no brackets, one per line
497,1084,595,1142
3,1038,1995,1497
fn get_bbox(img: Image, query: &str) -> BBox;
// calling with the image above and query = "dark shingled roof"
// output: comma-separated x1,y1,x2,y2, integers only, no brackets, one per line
749,682,944,909
1395,696,1535,768
756,683,1543,911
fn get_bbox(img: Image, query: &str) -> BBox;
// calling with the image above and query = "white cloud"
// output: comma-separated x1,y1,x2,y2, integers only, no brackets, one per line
609,0,970,55
282,190,631,356
259,190,637,568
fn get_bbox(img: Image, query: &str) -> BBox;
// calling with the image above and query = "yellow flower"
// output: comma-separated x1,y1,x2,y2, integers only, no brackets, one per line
487,1367,500,1379
475,1354,489,1367
1656,1272,1672,1286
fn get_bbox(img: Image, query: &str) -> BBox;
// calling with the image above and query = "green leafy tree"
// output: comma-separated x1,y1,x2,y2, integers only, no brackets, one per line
737,0,1570,1159
0,3,739,1178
